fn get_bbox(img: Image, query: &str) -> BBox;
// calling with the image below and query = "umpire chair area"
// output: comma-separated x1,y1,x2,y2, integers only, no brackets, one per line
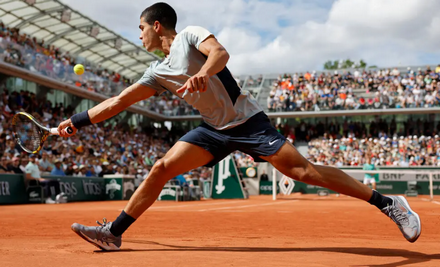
157,179,202,201
26,178,67,204
27,179,44,203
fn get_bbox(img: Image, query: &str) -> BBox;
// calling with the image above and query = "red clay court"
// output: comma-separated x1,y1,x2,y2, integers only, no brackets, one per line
1,194,440,267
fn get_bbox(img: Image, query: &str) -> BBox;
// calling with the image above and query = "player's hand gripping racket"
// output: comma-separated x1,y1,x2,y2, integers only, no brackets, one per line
11,112,73,154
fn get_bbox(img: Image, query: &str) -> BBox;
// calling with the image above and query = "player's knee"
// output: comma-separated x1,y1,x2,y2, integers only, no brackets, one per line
150,159,166,175
149,159,172,181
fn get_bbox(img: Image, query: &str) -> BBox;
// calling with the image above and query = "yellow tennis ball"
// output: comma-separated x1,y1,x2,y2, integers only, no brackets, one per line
74,64,85,75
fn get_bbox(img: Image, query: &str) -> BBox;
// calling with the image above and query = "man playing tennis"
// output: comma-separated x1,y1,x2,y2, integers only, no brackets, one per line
58,2,421,250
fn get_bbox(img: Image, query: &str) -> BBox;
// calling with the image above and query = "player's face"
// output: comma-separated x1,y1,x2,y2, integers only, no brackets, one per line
139,19,161,52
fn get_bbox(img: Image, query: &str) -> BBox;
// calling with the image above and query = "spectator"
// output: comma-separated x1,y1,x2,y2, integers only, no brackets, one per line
77,165,91,177
134,167,145,189
39,152,53,173
25,154,64,204
91,158,102,176
172,174,187,186
72,165,79,176
0,156,11,173
363,156,377,190
50,159,65,176
64,164,74,176
260,170,269,181
99,162,113,177
7,157,23,174
25,154,40,179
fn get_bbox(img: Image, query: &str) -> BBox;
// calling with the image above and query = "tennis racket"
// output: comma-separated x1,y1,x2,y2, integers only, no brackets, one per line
11,112,73,154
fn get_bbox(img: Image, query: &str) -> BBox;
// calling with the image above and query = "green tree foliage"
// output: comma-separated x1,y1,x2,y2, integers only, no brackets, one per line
153,50,165,58
323,59,369,70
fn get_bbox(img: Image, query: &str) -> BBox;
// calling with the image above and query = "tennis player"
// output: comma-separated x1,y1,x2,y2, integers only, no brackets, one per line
58,2,421,250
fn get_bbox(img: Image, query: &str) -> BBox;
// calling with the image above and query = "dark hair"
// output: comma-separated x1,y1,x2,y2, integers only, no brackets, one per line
140,2,177,30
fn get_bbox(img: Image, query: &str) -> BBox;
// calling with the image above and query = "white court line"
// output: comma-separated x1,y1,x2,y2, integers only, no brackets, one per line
420,198,440,205
120,200,245,211
217,210,248,213
198,200,298,212
151,200,244,209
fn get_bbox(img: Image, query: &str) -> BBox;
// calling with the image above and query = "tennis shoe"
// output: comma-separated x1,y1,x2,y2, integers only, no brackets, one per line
381,196,421,243
45,197,56,204
56,192,68,204
71,218,121,250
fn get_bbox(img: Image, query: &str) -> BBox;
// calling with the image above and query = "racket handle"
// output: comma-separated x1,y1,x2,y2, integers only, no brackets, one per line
49,127,73,135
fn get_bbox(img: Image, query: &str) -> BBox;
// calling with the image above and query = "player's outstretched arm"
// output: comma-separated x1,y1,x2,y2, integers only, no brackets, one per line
57,83,156,136
87,83,156,124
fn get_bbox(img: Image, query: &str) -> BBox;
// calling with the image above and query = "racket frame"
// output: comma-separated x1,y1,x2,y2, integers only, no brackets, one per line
12,112,54,154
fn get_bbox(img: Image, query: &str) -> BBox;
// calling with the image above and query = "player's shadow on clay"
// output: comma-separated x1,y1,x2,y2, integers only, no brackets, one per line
94,240,440,267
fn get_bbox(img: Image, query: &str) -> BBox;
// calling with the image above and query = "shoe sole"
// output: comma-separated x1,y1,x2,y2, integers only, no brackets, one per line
396,196,422,243
71,226,120,251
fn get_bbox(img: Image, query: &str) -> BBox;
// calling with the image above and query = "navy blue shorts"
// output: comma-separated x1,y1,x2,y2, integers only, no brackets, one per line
179,112,286,167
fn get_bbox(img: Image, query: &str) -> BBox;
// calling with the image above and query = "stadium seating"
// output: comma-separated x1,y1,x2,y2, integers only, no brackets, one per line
0,23,196,116
5,22,439,118
3,22,440,168
266,67,440,112
308,134,440,167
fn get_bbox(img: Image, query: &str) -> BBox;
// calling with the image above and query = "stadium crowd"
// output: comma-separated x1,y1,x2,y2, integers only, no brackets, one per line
2,83,440,177
0,23,131,94
303,116,440,167
3,23,440,170
0,87,211,189
307,134,440,167
0,22,196,116
6,21,440,118
5,20,440,118
277,116,439,143
267,66,440,112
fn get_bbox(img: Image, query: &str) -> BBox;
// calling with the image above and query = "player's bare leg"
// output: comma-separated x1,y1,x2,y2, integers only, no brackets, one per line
71,141,214,250
124,141,214,218
261,142,372,200
260,141,421,242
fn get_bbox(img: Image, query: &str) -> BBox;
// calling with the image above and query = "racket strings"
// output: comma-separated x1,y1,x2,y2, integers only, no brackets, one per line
14,115,42,153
